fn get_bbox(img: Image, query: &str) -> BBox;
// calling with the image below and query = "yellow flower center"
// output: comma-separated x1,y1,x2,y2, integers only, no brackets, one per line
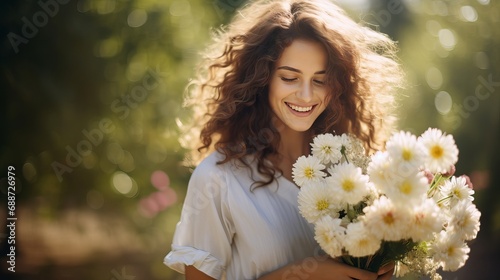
430,145,444,159
342,180,355,192
452,189,462,198
322,232,332,243
402,149,413,161
304,167,314,179
383,212,395,225
358,239,369,247
399,181,413,195
457,217,467,228
322,146,332,154
316,199,330,211
447,246,455,256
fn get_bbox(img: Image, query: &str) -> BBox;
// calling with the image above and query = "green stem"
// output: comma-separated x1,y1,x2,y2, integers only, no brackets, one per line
365,254,373,269
343,154,349,164
427,173,442,195
341,146,350,164
436,194,452,205
342,255,355,266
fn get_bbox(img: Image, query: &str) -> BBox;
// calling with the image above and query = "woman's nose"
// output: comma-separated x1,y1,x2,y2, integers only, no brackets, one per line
296,82,313,102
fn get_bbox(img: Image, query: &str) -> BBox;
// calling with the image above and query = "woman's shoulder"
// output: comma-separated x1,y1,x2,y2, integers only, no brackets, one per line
190,151,233,182
192,150,227,174
190,150,255,184
195,150,255,171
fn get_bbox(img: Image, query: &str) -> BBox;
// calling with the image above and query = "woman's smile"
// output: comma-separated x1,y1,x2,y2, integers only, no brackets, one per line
286,102,316,113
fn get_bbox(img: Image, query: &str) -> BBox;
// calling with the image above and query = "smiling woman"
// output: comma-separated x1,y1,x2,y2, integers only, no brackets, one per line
267,39,330,181
165,0,405,279
269,39,328,134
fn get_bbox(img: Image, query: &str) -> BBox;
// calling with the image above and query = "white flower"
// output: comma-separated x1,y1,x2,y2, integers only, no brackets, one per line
311,133,342,165
367,151,396,191
440,176,474,208
339,133,353,151
326,162,372,205
418,128,459,174
343,222,381,257
314,216,345,258
386,131,425,173
343,135,370,171
384,171,428,206
397,249,441,279
394,261,410,278
292,155,326,187
447,200,481,241
407,199,444,241
363,196,411,241
334,134,353,163
431,230,470,271
298,182,340,223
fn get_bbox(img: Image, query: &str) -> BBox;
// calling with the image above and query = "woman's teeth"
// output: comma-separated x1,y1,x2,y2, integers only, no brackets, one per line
288,103,313,112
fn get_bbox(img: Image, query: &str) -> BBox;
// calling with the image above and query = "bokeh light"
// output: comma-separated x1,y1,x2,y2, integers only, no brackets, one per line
438,28,456,50
426,67,443,90
460,5,478,22
128,9,148,28
435,91,453,115
111,171,138,197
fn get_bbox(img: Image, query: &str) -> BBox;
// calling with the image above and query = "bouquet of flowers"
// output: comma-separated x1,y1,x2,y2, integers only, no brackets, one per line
292,128,481,279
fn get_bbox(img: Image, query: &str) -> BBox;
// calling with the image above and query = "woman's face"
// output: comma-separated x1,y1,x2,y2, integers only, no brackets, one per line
268,39,329,133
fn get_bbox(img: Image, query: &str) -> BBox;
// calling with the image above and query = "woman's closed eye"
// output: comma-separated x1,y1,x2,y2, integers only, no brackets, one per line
280,77,297,82
280,76,325,85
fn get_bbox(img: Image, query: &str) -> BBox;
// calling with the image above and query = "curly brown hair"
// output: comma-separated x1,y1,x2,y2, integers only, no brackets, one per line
179,0,404,186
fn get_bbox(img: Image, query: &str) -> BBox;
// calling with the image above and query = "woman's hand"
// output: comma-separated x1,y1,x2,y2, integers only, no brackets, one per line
376,262,395,280
259,257,379,280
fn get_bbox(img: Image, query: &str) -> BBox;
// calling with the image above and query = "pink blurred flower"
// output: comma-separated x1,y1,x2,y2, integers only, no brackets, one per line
138,171,178,218
442,165,456,177
151,170,170,190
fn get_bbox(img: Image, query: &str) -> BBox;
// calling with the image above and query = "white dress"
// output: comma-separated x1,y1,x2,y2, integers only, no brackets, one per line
164,151,319,280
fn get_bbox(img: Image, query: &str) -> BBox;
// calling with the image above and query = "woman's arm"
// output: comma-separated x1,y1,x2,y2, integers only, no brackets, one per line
185,265,216,280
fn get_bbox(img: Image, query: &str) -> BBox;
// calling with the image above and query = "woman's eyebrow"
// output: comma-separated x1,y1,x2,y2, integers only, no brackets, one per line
277,66,326,74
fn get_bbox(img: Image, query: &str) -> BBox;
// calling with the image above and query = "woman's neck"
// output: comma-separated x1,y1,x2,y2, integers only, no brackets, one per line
278,129,311,160
271,124,313,184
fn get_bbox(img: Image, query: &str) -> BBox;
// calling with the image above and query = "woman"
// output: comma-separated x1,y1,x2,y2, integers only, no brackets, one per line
164,0,404,279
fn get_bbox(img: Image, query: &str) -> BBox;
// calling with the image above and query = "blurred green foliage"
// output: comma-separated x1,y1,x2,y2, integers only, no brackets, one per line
1,0,237,278
0,0,498,279
392,0,500,238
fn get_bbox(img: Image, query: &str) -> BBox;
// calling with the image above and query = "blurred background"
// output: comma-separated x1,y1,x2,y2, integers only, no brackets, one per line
0,0,498,279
